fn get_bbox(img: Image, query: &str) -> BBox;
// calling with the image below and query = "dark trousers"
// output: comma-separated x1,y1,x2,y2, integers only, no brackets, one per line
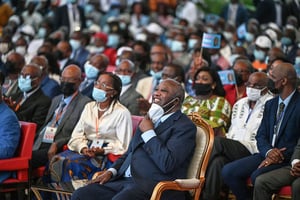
222,153,288,200
201,137,251,200
32,143,51,168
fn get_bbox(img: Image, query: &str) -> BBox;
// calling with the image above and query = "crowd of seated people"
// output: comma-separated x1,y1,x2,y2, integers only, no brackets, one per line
1,0,300,199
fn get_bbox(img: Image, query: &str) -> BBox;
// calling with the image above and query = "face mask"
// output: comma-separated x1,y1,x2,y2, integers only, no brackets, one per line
223,31,233,41
68,0,77,4
120,22,126,30
60,81,76,96
54,50,64,60
193,83,212,96
245,32,254,42
165,38,173,48
107,34,120,48
5,61,18,74
246,87,263,101
70,39,81,51
92,87,107,102
171,40,185,52
90,46,104,54
188,39,198,50
234,71,244,86
117,74,131,85
148,103,164,123
150,70,163,80
0,42,9,54
253,49,266,61
133,52,144,62
84,62,100,79
295,56,300,65
281,37,292,46
267,78,280,94
86,19,93,28
16,46,27,56
18,76,32,92
37,28,47,38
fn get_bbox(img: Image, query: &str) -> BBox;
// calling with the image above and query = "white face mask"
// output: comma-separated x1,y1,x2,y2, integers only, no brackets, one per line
148,103,164,123
16,46,27,56
246,87,264,101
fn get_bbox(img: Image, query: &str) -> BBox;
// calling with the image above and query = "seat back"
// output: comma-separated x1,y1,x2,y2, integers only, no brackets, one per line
131,115,143,134
187,112,214,197
18,121,37,180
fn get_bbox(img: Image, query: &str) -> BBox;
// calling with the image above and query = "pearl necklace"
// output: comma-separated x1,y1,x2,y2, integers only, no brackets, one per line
97,103,108,112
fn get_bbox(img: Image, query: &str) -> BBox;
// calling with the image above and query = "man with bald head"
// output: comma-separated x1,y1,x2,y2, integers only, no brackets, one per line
4,63,51,130
79,54,108,98
30,55,61,98
72,79,196,200
202,72,273,200
222,62,300,200
32,65,91,168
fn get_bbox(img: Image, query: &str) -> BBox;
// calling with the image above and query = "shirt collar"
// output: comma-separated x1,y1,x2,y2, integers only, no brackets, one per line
278,89,296,108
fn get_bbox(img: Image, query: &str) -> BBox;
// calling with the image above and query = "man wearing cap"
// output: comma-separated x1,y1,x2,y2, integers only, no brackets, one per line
252,35,273,72
88,32,116,66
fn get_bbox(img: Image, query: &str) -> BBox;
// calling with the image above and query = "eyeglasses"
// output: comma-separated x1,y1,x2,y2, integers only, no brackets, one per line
115,69,133,74
19,74,38,80
94,81,114,90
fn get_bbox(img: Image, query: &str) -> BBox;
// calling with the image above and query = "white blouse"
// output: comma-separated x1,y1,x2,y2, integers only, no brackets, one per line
68,101,133,155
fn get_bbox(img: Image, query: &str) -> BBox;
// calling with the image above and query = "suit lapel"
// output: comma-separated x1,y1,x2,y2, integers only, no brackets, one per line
277,92,299,137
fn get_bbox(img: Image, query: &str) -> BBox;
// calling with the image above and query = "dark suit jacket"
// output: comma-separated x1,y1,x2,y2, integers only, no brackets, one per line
72,47,90,68
120,85,143,115
111,110,196,198
39,93,91,151
80,82,94,99
256,91,300,163
54,4,86,32
12,88,51,131
220,3,248,27
62,58,81,72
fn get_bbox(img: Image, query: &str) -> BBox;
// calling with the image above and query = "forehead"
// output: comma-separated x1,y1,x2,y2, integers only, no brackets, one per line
22,66,37,74
197,71,212,78
118,61,131,69
163,66,176,74
248,74,263,85
233,61,248,70
97,74,113,84
62,67,80,77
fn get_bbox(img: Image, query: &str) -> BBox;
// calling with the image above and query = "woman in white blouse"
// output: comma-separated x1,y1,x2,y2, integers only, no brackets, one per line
48,73,133,182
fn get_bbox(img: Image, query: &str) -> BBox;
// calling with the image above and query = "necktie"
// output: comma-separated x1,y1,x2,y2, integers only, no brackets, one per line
276,102,285,124
57,100,67,116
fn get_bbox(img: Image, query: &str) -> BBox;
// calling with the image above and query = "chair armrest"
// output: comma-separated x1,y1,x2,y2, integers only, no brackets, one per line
150,177,205,200
0,157,30,170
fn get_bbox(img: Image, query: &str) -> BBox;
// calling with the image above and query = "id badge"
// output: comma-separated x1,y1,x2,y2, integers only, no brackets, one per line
90,139,104,148
42,126,57,143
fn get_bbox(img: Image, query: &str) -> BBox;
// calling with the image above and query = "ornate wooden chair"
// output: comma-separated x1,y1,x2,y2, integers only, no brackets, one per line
150,112,214,200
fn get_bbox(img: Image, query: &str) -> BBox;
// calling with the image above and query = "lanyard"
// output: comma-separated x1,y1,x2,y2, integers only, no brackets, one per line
51,91,78,127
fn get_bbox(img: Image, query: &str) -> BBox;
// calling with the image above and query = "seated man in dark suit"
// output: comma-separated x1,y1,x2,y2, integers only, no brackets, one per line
254,137,300,200
222,62,300,200
55,40,81,73
71,79,197,200
115,59,143,115
32,65,91,168
79,54,108,99
4,63,51,130
30,55,61,99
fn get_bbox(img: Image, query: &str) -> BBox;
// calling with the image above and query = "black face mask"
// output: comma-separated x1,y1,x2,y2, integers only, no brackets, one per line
54,50,64,60
5,61,18,74
234,72,244,86
267,78,280,94
193,83,212,96
60,82,76,97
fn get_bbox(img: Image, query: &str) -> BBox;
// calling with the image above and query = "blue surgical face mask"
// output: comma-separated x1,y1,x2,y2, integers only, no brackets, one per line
253,49,266,61
188,39,198,50
84,62,100,79
117,74,131,85
70,39,81,50
245,32,254,42
37,28,47,38
18,76,32,92
281,37,292,46
150,70,163,80
295,56,300,65
165,38,173,48
170,40,185,52
107,34,120,48
92,87,107,102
